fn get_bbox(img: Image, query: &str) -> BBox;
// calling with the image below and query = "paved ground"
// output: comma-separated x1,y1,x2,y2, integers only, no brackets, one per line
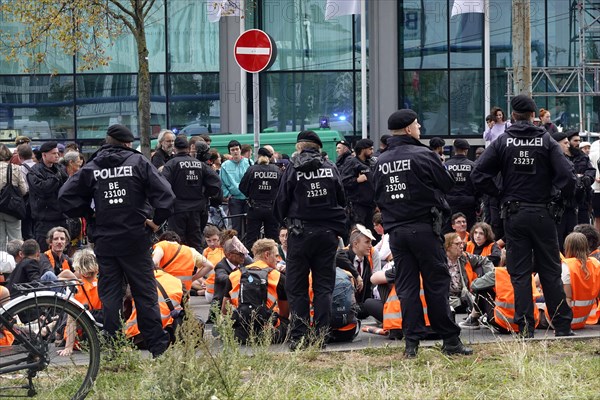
188,295,600,352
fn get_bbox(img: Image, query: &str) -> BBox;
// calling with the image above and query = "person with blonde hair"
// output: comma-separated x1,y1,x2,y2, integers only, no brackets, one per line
560,232,600,330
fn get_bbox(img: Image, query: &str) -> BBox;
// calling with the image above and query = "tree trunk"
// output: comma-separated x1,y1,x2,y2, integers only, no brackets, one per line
135,15,152,158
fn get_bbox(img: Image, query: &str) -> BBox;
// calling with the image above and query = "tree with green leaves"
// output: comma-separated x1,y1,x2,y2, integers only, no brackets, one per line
0,0,163,157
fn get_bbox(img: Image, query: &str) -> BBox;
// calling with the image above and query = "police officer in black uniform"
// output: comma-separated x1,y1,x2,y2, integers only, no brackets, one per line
471,95,576,337
342,138,376,232
444,139,478,233
373,109,471,358
274,131,347,349
162,136,222,251
239,147,282,250
58,125,176,357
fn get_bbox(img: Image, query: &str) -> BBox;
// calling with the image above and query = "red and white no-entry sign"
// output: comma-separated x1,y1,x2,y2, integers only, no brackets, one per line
234,29,277,73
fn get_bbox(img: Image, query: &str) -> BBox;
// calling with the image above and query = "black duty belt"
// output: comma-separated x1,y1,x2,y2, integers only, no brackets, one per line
517,202,547,208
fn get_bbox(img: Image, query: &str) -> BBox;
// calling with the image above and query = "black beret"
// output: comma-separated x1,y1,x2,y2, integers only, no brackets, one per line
39,141,58,153
429,137,446,149
336,140,351,150
174,136,189,149
107,124,134,143
297,130,323,148
380,134,391,145
258,147,273,158
388,109,418,130
354,138,374,152
511,94,537,113
551,131,568,142
453,139,470,150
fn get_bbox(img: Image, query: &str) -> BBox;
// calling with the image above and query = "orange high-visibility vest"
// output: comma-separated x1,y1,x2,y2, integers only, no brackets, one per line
383,279,430,331
203,247,225,295
44,250,71,273
74,278,102,311
465,241,494,257
0,328,14,346
228,260,281,326
494,267,540,333
155,241,195,291
308,269,358,332
563,257,600,329
125,270,183,338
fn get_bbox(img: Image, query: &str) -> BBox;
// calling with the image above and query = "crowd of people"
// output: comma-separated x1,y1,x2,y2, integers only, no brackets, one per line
0,94,599,358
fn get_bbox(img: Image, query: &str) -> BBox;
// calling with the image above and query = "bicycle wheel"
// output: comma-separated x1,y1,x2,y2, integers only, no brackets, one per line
0,295,100,400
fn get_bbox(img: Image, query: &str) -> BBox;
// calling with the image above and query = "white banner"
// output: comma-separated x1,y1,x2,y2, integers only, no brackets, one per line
451,0,484,17
207,0,241,23
325,0,361,21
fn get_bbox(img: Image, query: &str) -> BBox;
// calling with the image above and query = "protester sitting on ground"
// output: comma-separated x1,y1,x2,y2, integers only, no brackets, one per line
367,265,403,340
221,239,289,344
125,269,184,347
465,222,502,267
573,224,600,262
337,225,376,319
0,246,16,285
211,236,251,320
39,226,72,275
559,232,600,330
451,213,469,243
58,249,103,357
372,212,392,267
152,231,213,295
277,226,288,266
444,232,494,315
194,225,225,298
0,285,14,345
6,239,58,295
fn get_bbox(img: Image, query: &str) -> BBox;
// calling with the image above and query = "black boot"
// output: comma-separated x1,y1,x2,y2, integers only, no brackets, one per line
404,338,419,358
442,336,473,356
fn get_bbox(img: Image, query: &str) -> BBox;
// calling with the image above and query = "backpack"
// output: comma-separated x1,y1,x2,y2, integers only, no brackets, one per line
232,267,277,342
330,268,358,329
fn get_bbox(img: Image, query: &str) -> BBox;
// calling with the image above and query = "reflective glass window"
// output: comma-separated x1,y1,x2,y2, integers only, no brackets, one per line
402,0,448,69
489,0,511,68
263,72,356,136
169,74,220,134
0,76,74,142
449,0,482,68
168,0,219,72
547,0,574,67
449,70,484,136
401,70,449,136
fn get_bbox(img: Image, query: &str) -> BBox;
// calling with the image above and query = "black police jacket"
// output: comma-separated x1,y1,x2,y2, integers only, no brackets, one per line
471,121,576,204
239,163,281,205
274,148,347,235
27,162,68,221
373,135,455,232
444,154,477,205
341,155,375,206
162,153,222,212
58,144,175,256
567,148,595,188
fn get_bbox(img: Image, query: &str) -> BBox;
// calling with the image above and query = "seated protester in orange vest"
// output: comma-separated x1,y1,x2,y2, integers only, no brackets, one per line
39,227,73,275
487,249,542,334
152,231,214,295
372,212,393,268
0,285,14,346
125,269,184,347
6,239,59,295
212,236,252,321
337,225,375,319
221,239,289,344
57,249,103,357
465,222,502,267
193,225,226,298
559,232,600,331
445,232,494,315
451,213,470,243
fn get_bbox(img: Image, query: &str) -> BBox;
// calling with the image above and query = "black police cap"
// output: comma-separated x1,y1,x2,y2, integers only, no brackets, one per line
429,137,446,149
388,109,418,130
336,140,351,150
107,124,135,143
551,131,568,142
354,138,374,152
258,147,273,158
565,129,580,140
510,95,537,113
453,139,470,150
297,130,323,148
174,136,189,149
39,141,58,153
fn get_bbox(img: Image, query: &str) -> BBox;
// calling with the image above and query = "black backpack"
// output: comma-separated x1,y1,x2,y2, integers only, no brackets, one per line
330,268,358,329
232,267,277,342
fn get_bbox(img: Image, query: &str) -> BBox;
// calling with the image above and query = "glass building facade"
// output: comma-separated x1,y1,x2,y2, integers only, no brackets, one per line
0,0,597,146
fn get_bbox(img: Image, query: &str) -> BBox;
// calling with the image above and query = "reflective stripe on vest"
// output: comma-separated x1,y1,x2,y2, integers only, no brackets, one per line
495,301,514,309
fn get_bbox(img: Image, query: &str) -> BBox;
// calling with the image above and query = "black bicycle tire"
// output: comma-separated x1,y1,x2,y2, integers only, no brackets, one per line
1,295,101,400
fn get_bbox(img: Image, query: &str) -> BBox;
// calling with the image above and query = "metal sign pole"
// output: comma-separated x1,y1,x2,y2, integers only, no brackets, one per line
253,72,260,159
